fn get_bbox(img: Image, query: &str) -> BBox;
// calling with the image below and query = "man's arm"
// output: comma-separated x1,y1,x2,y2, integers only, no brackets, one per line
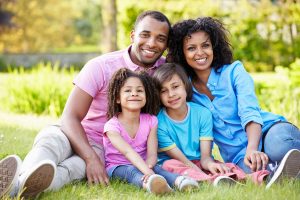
60,86,109,185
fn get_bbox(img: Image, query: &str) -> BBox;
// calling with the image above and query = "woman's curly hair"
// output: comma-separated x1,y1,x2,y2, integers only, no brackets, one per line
167,17,233,78
107,68,160,119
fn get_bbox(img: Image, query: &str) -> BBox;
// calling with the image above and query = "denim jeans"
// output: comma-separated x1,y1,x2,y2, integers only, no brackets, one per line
112,164,179,188
237,122,300,174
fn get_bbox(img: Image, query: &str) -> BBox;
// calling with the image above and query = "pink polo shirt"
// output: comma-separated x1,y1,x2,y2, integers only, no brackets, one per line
73,46,165,144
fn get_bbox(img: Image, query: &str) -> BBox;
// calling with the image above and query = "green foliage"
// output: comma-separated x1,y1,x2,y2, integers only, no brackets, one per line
0,63,77,117
254,58,300,126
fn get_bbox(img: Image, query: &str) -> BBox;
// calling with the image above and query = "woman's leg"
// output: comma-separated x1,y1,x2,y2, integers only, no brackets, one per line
264,122,300,164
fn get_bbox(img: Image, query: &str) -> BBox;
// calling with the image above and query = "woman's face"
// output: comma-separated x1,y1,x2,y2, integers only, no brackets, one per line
183,31,213,73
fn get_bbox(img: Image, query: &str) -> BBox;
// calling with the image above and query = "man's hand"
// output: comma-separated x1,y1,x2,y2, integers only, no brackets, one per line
86,155,109,186
244,149,269,172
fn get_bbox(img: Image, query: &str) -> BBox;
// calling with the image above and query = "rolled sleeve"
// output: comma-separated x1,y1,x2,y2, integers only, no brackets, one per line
232,62,264,130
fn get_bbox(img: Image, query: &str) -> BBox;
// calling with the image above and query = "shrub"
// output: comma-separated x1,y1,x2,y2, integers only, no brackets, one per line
0,62,77,117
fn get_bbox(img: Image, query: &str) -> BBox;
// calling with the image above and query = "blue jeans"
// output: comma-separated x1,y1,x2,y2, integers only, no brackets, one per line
237,122,300,174
112,164,179,188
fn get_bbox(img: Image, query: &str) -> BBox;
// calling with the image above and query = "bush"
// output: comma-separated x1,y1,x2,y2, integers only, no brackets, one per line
0,62,77,117
254,58,300,126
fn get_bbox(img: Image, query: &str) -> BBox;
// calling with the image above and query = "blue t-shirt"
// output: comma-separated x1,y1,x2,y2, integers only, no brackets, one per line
192,60,286,164
157,102,213,164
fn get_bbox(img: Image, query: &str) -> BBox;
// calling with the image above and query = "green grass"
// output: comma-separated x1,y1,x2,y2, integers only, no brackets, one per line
1,111,299,200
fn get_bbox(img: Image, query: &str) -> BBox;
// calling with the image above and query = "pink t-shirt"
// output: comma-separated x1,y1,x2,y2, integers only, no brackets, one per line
103,113,158,172
73,46,165,144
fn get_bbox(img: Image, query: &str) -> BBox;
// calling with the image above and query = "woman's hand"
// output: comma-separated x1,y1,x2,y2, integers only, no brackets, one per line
244,149,269,172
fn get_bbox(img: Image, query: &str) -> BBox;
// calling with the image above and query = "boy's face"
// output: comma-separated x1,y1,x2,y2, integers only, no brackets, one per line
160,74,187,111
130,16,169,69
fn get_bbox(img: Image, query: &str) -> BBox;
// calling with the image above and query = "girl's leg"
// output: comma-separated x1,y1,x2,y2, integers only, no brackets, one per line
264,122,300,164
112,165,143,188
152,165,178,187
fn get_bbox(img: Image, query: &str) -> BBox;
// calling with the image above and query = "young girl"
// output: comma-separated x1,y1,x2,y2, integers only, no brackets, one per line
153,63,250,185
167,17,300,188
103,68,198,195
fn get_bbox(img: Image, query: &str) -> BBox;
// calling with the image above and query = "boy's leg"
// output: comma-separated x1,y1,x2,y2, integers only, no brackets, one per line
162,159,212,181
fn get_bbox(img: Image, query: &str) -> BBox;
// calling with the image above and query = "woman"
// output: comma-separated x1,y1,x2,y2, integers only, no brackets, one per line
167,17,300,188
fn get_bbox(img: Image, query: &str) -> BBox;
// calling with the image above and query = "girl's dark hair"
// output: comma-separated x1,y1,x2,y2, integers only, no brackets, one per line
167,17,233,78
153,63,193,101
107,68,160,119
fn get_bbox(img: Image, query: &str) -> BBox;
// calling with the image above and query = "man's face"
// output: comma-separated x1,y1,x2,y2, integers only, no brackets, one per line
130,16,169,68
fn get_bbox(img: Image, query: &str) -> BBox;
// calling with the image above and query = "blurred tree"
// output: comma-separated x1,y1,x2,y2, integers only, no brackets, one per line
0,0,81,53
0,0,15,33
101,0,117,52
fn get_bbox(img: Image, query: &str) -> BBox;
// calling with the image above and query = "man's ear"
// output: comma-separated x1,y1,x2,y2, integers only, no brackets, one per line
130,30,135,43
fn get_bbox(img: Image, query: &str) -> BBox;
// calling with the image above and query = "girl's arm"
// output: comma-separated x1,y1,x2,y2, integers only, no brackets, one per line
245,121,268,171
145,126,158,168
106,131,154,176
165,147,203,172
200,140,230,174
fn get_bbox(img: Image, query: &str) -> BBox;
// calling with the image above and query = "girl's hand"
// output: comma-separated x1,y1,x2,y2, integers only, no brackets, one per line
207,162,231,175
244,149,269,172
141,171,155,183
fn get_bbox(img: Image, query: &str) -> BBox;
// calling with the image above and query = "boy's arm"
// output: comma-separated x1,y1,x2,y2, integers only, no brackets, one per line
200,140,230,174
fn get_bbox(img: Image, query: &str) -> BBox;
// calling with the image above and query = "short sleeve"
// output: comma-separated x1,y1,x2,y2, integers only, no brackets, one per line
157,123,176,152
103,117,120,135
73,58,105,97
198,107,213,141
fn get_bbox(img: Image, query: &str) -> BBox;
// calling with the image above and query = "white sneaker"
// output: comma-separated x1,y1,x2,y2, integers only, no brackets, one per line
213,176,242,187
145,174,173,195
19,160,56,199
266,149,300,189
176,176,198,191
0,155,22,198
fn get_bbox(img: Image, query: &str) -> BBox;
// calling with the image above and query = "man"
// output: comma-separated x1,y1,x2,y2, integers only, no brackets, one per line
0,10,171,199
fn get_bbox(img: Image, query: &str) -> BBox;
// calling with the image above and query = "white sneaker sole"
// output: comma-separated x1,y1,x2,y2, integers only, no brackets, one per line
213,175,244,187
0,155,22,198
20,160,55,198
266,149,300,189
147,175,173,195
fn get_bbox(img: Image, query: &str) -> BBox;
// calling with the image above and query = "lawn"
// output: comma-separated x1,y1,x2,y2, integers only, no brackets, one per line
1,111,299,200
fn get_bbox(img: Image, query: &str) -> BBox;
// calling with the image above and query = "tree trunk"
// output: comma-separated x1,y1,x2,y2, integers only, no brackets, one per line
101,0,117,53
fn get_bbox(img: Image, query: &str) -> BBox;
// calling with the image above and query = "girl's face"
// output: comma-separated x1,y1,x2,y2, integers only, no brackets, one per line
117,77,146,112
160,74,187,111
183,31,213,73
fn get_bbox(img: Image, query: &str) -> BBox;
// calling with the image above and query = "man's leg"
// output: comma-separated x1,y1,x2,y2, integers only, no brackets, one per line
49,138,105,190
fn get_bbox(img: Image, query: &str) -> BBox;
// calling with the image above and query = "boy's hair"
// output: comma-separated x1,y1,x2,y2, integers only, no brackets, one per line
153,63,193,101
107,68,160,119
134,10,171,31
167,17,232,78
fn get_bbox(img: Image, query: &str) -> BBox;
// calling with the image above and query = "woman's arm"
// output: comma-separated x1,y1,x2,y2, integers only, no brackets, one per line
200,140,230,174
245,121,268,171
145,126,158,168
106,131,154,176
